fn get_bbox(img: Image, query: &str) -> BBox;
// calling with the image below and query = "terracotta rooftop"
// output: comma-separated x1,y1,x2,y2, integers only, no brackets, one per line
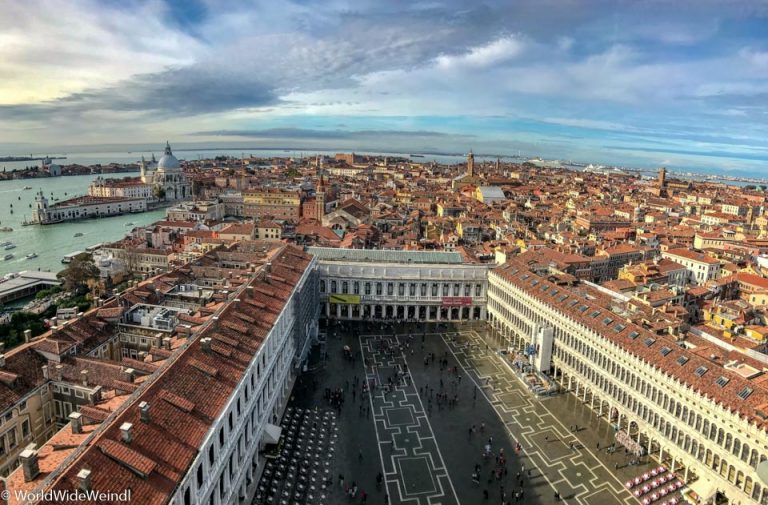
495,259,768,430
42,245,313,504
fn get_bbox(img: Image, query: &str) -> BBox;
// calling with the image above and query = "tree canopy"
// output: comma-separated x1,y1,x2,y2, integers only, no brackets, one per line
57,253,100,293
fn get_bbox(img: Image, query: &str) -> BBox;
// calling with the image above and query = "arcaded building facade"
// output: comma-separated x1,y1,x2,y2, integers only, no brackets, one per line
488,259,768,504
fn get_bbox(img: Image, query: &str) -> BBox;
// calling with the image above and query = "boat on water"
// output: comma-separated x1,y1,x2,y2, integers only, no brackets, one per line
4,244,15,250
25,253,38,259
4,254,13,261
23,186,32,190
410,154,425,158
62,251,84,263
73,232,83,237
0,227,12,232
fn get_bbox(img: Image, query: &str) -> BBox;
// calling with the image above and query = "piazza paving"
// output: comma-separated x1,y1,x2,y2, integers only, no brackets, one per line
259,321,663,504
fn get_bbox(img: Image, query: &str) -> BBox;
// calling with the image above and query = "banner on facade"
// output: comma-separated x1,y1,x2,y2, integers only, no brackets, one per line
329,294,361,304
441,297,472,307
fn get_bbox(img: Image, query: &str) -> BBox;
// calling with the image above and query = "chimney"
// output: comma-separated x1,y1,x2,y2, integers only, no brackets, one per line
55,364,63,381
139,401,150,423
90,385,102,404
0,354,6,368
120,422,133,444
201,337,211,353
122,368,135,383
80,369,89,386
42,365,49,380
24,329,32,343
19,446,40,482
138,351,147,361
69,412,83,434
77,468,92,492
162,337,171,350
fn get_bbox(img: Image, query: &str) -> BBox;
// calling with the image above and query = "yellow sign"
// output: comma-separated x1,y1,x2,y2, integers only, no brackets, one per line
329,294,361,304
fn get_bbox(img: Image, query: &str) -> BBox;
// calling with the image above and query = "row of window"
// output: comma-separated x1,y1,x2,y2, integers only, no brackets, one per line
557,342,766,500
52,383,88,399
320,279,484,298
179,317,294,505
489,279,766,470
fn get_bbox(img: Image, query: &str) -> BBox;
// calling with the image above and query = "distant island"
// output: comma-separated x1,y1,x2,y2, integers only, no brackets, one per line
0,163,139,181
0,155,67,162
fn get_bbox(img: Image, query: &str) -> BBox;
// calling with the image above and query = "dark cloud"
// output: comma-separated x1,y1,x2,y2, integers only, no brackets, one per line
0,66,279,121
2,0,767,151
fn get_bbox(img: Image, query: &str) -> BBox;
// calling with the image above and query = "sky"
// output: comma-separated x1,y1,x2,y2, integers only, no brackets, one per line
1,0,767,173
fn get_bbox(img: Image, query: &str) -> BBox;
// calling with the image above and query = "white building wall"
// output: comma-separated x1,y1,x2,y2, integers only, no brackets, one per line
486,271,768,504
170,263,315,505
316,261,489,321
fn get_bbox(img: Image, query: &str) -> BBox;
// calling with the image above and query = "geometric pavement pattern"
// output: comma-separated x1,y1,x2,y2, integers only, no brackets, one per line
439,329,637,505
359,334,460,505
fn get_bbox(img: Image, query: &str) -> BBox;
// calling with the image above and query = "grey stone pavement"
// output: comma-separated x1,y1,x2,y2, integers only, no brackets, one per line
271,321,661,505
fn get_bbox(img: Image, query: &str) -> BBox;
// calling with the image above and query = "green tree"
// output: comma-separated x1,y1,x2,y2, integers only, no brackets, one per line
153,186,166,200
57,253,100,294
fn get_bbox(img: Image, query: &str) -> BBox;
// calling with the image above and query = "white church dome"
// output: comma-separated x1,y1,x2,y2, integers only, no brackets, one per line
157,141,180,170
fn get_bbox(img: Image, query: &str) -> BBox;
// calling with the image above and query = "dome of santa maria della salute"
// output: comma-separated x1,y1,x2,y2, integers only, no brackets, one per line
157,141,180,170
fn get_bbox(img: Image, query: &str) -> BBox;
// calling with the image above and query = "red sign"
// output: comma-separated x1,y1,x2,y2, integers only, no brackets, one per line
441,297,472,307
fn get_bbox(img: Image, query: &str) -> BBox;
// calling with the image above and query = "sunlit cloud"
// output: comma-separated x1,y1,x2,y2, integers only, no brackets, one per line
0,0,766,173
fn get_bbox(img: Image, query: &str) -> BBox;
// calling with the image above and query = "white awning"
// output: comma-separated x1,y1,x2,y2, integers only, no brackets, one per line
262,423,282,445
758,459,768,485
688,478,717,502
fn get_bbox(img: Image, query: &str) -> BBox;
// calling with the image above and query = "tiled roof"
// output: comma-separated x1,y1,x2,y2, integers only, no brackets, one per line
495,259,768,430
44,245,313,504
306,246,465,264
0,348,47,414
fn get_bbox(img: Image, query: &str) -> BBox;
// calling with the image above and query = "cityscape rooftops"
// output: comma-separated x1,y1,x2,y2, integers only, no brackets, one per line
40,245,313,503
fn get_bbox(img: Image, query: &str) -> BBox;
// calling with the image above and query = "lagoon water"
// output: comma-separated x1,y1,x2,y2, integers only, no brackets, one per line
0,148,474,277
0,175,166,276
